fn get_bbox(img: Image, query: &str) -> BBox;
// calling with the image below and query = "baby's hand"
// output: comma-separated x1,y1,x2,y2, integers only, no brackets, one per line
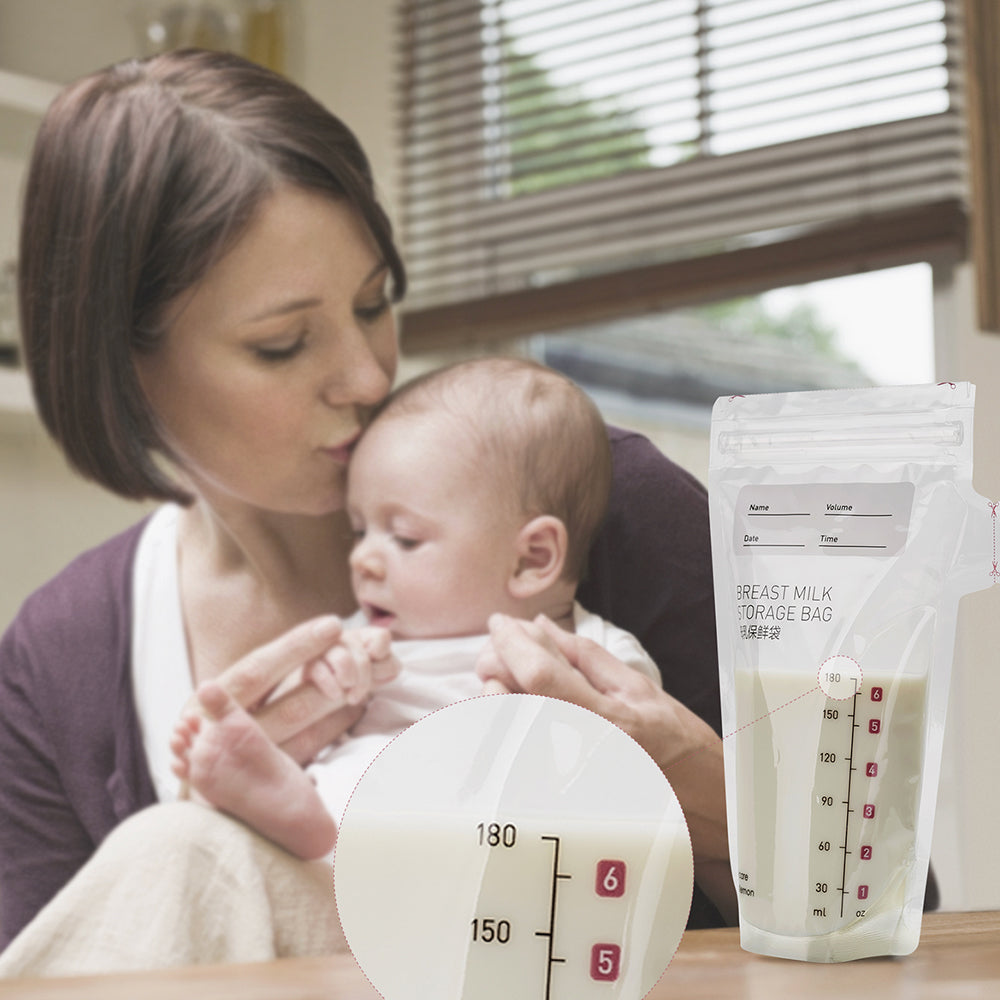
304,626,400,708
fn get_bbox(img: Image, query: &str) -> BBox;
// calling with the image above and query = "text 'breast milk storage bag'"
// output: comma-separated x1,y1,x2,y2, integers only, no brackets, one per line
707,382,994,962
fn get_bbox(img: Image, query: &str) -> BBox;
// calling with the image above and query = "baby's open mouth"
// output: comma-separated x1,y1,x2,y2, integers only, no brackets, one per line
363,603,395,626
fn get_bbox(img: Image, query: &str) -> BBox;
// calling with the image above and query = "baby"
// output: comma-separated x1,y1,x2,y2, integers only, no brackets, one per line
171,357,660,859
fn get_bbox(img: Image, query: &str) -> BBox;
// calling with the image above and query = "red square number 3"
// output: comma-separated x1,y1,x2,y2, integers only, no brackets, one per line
591,943,621,981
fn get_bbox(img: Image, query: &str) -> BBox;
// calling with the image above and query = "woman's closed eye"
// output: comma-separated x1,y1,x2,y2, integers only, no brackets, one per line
252,332,307,363
354,296,391,325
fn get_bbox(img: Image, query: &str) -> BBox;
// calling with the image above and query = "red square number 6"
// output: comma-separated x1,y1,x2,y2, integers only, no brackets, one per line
596,860,626,897
591,943,621,981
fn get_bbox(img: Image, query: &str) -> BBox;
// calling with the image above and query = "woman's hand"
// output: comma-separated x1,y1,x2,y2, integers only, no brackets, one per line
477,612,738,924
477,613,690,766
209,616,399,766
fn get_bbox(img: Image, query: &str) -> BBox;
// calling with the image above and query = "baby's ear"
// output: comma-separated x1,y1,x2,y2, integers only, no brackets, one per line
509,515,568,598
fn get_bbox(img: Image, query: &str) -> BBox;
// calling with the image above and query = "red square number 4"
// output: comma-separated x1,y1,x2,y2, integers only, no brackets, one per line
591,944,621,981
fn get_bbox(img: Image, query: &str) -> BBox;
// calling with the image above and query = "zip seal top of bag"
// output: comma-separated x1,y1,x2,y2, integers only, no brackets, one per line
708,382,994,962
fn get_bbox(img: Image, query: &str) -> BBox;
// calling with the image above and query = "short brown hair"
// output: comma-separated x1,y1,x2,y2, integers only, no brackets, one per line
19,48,406,503
374,358,612,583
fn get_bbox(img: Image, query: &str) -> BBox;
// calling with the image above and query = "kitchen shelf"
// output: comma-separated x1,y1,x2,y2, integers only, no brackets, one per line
0,67,59,419
0,367,33,415
0,68,60,115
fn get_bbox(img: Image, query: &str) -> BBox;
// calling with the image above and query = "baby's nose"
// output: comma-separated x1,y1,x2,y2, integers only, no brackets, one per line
350,537,384,578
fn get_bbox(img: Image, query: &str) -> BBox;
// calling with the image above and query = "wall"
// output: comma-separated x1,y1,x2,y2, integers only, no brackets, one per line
0,0,997,915
930,261,1000,912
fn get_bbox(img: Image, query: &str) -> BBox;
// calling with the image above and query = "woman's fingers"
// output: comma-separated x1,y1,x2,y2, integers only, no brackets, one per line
481,677,511,695
220,615,344,709
478,613,672,761
535,615,688,766
533,615,650,697
279,702,366,766
479,613,608,712
252,679,346,748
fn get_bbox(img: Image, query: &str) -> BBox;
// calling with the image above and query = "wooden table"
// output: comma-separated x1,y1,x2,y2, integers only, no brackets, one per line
662,910,1000,999
1,910,996,999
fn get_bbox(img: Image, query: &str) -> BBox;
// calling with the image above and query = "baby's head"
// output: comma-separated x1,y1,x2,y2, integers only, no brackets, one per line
347,357,612,638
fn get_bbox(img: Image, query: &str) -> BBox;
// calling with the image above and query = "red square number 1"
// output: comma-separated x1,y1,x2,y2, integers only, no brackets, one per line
591,943,621,981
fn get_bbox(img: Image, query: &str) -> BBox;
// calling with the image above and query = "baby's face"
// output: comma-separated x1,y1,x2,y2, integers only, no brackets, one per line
346,412,523,639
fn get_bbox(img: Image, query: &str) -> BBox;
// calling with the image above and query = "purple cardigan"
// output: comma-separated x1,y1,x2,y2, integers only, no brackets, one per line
0,427,723,946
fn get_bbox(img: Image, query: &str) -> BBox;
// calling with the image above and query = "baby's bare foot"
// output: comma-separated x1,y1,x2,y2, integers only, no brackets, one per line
185,680,337,860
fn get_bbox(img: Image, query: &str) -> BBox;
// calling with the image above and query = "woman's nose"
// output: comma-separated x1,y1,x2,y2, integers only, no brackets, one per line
323,326,395,409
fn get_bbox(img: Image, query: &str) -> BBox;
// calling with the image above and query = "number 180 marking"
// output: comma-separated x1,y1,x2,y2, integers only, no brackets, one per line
477,822,517,848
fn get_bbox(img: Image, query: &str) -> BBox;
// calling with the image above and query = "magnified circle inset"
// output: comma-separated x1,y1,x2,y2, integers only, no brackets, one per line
334,694,693,999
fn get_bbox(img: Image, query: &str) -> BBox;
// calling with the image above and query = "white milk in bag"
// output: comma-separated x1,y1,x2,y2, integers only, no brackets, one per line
708,383,994,962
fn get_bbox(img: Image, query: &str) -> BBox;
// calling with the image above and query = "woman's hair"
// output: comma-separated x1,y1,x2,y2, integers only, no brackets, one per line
374,358,613,583
19,48,406,503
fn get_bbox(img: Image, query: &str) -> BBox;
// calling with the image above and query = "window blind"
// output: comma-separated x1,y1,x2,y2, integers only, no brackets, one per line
396,0,967,349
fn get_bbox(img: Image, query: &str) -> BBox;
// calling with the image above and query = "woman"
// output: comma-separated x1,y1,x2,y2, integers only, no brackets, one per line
0,48,733,974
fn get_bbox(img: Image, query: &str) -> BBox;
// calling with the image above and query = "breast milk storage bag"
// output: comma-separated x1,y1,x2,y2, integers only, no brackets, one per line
708,383,993,962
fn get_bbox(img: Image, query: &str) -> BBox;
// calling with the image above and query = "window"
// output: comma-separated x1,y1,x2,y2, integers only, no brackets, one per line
396,0,966,349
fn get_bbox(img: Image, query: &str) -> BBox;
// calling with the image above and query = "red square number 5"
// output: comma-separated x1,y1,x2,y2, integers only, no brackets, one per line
591,943,621,981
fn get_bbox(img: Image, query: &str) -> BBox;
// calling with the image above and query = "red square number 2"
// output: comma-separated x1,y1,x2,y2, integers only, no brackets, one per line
591,944,621,982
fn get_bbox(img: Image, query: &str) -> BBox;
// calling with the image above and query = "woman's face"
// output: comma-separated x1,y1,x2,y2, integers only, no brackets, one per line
135,186,397,516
